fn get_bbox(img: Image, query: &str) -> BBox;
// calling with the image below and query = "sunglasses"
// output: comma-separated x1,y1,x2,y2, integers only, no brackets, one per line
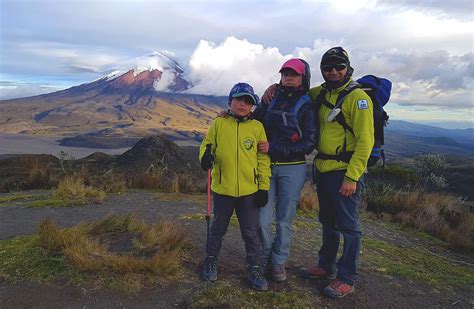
321,63,348,72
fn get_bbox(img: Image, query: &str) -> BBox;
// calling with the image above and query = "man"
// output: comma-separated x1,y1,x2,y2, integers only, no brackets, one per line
300,47,374,298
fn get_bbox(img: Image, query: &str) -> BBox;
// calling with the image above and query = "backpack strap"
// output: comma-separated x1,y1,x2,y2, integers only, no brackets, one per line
315,82,362,163
267,92,311,139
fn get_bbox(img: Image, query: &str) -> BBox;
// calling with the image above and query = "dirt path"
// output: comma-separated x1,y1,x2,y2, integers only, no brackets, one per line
1,191,473,308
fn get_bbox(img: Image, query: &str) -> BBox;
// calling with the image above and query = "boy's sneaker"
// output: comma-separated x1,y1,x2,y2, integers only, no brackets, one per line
201,256,217,282
323,279,355,299
300,265,336,280
247,265,268,291
272,263,287,282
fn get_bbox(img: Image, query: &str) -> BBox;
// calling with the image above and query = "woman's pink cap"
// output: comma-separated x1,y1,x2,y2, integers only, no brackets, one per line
279,58,305,75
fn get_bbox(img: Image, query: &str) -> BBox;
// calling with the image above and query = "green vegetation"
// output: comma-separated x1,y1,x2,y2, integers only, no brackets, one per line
179,213,239,227
0,215,189,293
27,197,84,208
0,194,34,204
363,238,474,288
191,280,315,308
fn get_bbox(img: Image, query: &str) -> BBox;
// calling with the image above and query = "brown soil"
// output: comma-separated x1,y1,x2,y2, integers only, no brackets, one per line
1,191,473,308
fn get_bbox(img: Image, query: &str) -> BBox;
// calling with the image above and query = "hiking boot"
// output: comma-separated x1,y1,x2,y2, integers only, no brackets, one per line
300,265,336,280
201,256,217,282
323,279,355,299
247,265,268,291
272,263,287,282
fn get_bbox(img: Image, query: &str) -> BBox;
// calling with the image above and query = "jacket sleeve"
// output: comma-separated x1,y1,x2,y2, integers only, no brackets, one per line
199,120,217,161
256,123,271,190
252,104,268,123
345,91,374,182
269,101,317,158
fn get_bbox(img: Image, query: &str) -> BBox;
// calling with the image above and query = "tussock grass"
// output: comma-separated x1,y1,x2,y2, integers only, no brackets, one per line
366,185,474,251
37,215,188,287
54,176,106,203
0,215,189,292
28,162,54,189
91,174,127,194
298,181,318,213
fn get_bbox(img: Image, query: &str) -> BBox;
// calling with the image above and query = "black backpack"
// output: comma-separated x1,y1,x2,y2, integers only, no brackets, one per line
315,75,392,167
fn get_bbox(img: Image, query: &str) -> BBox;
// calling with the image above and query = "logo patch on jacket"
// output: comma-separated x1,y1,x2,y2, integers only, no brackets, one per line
243,137,255,150
357,99,369,110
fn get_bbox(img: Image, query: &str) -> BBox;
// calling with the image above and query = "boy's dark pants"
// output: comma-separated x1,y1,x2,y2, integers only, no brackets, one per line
207,192,262,266
315,169,364,286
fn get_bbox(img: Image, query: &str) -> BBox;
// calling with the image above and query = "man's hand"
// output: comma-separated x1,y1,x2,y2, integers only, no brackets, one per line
339,180,356,196
261,84,278,104
255,190,268,208
257,141,270,153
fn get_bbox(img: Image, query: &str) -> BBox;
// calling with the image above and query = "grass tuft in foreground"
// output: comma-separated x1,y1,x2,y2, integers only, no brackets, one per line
191,280,315,308
0,214,189,293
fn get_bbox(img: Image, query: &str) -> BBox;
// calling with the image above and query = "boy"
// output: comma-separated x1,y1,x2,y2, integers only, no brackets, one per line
199,82,271,291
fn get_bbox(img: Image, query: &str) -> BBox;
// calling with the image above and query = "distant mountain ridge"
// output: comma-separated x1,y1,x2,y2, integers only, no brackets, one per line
0,51,227,141
0,51,472,159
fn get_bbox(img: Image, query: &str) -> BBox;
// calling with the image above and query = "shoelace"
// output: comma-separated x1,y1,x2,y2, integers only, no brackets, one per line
208,259,217,272
251,267,265,281
273,264,285,273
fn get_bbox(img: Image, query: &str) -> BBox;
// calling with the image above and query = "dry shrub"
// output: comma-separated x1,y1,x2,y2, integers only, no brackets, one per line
367,186,473,250
299,181,319,213
38,215,188,279
160,174,179,193
133,173,162,190
54,176,106,203
28,161,54,189
100,174,127,193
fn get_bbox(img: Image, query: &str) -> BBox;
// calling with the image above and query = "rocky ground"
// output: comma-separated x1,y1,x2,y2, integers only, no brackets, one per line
1,191,473,308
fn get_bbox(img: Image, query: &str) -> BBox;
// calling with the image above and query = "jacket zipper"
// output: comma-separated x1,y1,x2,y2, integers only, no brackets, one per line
236,121,240,196
219,165,222,184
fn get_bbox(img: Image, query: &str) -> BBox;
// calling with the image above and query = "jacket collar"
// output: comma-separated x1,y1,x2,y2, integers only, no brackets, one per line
323,78,353,94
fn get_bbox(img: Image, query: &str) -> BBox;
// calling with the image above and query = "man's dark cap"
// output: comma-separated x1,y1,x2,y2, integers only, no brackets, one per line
321,47,350,64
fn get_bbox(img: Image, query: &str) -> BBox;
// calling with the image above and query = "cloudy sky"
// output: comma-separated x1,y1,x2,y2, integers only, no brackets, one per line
1,0,473,128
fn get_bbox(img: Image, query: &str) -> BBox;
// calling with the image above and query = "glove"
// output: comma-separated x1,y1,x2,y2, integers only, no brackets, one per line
200,144,214,170
255,190,268,208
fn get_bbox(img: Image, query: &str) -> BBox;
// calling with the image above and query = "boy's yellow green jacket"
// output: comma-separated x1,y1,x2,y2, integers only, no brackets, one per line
199,116,271,197
309,79,374,182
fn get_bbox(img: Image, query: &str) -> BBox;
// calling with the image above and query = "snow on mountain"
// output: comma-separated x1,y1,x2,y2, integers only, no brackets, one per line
96,51,188,92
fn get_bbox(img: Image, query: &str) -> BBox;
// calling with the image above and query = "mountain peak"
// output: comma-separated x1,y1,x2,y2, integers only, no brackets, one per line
93,51,189,92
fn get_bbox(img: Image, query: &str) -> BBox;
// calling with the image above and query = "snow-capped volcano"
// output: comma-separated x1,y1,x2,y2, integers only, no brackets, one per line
95,51,189,92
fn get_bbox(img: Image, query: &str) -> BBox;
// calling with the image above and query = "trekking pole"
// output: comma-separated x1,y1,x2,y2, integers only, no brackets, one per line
205,144,212,292
206,168,211,252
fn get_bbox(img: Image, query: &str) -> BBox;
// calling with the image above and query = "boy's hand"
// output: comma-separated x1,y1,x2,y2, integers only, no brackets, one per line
255,190,268,208
261,84,278,104
257,141,269,153
200,145,214,170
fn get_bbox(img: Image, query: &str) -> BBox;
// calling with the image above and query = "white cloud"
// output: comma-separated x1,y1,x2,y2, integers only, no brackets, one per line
153,71,176,92
0,82,65,100
184,37,287,96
